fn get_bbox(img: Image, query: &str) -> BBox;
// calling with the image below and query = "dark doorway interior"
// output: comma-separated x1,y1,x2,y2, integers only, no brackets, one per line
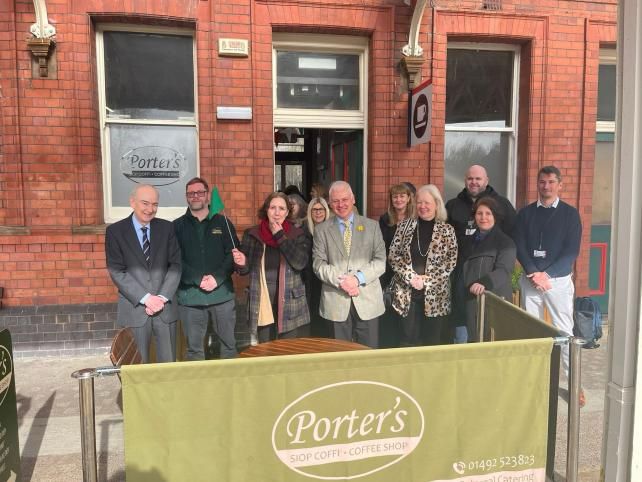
274,128,363,213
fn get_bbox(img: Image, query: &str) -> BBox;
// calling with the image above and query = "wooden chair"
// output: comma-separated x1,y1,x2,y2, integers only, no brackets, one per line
109,327,143,366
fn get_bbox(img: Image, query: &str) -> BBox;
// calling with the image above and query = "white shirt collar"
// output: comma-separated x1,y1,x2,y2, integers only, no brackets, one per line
537,197,560,208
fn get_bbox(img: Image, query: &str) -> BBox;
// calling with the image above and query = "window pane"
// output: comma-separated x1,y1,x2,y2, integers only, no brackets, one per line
591,140,615,224
104,32,194,120
444,131,511,201
276,52,359,110
446,49,514,127
285,165,303,192
274,168,282,192
597,64,616,122
109,124,197,207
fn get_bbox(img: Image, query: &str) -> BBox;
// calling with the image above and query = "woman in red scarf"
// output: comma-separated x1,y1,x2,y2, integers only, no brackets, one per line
232,192,311,343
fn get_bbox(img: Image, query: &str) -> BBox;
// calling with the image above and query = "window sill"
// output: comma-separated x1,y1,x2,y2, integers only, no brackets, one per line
72,225,108,235
0,226,30,235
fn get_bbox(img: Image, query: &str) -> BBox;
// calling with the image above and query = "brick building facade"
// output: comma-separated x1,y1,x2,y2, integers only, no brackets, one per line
0,0,617,355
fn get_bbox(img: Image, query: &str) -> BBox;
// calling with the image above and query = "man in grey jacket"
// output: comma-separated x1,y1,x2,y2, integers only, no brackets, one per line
313,181,386,348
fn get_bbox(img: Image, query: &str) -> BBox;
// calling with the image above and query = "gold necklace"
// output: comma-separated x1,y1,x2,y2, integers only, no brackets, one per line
416,221,430,257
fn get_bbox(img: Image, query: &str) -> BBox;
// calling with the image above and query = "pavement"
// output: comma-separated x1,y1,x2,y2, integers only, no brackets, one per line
14,330,609,482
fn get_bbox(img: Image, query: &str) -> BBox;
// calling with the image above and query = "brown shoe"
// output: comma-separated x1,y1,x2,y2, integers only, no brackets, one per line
579,389,586,408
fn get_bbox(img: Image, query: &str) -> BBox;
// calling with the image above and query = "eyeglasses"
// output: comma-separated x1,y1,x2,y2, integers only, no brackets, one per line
186,190,208,198
311,208,326,213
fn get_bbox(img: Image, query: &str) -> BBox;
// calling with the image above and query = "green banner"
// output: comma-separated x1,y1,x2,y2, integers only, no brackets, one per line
484,292,561,341
122,339,552,482
0,330,21,481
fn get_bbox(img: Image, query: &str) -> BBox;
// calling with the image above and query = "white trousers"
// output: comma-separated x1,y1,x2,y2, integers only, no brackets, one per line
519,273,575,377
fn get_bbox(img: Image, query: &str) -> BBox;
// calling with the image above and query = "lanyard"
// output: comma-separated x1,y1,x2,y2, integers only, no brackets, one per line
536,206,559,250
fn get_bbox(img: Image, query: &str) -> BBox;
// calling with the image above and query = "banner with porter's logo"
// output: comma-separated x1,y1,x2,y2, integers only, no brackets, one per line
122,339,552,481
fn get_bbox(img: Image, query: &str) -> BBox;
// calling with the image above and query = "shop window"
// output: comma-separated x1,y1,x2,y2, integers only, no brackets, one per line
444,44,520,202
97,27,198,223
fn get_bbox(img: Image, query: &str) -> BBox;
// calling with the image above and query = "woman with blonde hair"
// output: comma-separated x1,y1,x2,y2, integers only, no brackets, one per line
305,197,332,337
378,182,416,347
306,197,331,235
388,184,457,346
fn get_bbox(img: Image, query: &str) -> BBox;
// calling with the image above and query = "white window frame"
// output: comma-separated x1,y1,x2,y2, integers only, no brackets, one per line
272,33,369,213
96,24,199,223
445,42,520,203
596,47,617,134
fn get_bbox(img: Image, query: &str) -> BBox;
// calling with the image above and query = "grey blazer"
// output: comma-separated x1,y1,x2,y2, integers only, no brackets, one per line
313,214,386,322
105,214,181,328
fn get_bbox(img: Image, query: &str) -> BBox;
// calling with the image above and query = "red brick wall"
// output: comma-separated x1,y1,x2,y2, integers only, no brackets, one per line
0,0,617,306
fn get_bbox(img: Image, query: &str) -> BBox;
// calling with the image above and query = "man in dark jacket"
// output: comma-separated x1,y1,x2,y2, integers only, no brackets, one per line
446,165,516,343
106,184,181,363
446,164,516,245
174,177,239,359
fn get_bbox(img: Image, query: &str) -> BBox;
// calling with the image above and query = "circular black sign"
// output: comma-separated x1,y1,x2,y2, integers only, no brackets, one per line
413,93,429,139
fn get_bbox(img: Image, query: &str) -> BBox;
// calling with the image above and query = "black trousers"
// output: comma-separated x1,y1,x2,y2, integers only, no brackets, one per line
332,301,379,348
258,323,310,343
379,305,402,348
399,299,446,347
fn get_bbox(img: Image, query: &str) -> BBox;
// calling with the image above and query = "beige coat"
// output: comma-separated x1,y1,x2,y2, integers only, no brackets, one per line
312,214,386,322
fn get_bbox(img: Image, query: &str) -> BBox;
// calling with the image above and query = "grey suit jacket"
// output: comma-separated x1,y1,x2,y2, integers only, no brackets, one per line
313,214,386,322
105,214,181,328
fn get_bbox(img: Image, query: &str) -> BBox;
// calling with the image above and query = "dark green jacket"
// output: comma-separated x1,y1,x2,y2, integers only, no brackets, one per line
173,210,239,306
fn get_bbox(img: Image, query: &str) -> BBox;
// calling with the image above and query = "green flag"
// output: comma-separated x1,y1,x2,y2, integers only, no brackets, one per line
208,186,225,219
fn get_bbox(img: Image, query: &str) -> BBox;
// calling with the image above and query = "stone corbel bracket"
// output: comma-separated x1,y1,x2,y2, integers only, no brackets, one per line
27,0,56,77
401,0,429,89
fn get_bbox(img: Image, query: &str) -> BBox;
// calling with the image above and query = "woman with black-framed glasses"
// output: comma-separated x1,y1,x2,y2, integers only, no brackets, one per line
303,197,332,337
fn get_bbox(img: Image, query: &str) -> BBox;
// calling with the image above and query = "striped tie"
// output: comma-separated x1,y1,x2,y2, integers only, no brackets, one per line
343,220,352,255
141,226,150,265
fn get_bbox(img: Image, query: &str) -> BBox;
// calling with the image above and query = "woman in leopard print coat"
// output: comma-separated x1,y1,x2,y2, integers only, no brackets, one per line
388,184,457,346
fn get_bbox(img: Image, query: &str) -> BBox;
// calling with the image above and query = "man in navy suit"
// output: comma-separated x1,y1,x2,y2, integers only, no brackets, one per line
105,184,181,363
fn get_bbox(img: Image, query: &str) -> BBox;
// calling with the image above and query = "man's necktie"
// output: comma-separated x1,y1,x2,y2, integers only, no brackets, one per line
141,226,150,265
343,220,352,255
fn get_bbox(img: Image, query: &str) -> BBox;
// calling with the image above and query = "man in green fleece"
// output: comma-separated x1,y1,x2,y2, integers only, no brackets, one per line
174,177,239,359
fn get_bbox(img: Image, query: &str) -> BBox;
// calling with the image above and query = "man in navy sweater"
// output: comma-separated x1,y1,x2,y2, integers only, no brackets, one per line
514,166,582,397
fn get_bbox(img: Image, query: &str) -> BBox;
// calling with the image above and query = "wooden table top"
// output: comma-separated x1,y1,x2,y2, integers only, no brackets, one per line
239,337,369,358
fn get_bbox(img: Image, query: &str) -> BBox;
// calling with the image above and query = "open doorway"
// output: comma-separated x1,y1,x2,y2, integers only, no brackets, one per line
274,127,364,213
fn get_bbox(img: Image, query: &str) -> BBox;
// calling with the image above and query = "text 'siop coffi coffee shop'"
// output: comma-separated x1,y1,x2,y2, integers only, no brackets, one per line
0,0,617,355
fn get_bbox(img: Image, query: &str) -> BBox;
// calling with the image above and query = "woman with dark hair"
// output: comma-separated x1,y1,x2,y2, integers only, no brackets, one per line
232,192,311,343
454,197,516,342
388,184,457,346
287,193,308,228
378,183,416,347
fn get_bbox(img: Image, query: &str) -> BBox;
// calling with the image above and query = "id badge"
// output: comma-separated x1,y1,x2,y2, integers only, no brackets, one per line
465,221,476,236
533,250,547,258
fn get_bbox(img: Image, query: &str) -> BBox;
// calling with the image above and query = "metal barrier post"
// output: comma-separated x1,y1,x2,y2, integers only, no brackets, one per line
72,368,98,482
476,293,486,342
566,337,585,482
